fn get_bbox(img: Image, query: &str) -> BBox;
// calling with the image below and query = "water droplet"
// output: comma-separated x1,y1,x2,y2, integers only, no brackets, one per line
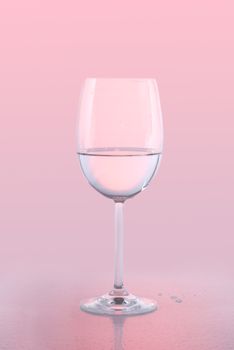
170,295,183,303
175,298,183,303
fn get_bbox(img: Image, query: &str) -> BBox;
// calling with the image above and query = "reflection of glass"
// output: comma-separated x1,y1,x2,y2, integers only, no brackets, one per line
77,78,163,315
112,316,125,350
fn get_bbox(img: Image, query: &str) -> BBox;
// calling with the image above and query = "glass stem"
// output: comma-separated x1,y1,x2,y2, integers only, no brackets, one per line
114,202,124,289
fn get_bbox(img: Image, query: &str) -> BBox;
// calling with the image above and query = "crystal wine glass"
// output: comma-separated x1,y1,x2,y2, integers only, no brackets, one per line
76,78,163,315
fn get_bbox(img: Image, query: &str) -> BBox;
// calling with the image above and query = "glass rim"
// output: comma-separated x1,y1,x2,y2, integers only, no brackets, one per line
83,77,158,82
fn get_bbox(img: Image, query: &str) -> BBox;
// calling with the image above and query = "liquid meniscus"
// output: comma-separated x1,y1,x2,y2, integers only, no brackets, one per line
78,148,162,202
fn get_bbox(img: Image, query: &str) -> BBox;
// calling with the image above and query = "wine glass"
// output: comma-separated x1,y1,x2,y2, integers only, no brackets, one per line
76,78,163,315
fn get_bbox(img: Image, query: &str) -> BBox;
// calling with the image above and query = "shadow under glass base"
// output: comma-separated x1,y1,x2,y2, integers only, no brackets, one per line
80,288,157,316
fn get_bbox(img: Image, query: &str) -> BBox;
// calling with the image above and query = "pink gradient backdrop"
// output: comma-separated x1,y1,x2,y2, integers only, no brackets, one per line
0,1,234,349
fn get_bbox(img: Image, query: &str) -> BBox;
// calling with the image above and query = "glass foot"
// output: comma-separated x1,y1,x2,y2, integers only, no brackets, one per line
80,288,157,316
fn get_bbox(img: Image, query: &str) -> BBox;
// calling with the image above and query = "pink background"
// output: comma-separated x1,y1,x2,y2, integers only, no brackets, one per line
0,1,234,349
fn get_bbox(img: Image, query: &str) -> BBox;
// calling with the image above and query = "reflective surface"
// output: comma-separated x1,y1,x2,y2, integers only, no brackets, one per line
1,272,233,350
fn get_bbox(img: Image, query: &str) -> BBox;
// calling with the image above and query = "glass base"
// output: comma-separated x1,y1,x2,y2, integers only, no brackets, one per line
80,288,157,316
